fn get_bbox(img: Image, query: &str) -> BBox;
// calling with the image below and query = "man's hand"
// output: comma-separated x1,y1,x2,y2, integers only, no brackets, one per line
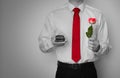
88,38,100,52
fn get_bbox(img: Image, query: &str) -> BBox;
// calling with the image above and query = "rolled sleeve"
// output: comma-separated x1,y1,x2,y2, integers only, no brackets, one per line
94,14,112,56
38,13,57,53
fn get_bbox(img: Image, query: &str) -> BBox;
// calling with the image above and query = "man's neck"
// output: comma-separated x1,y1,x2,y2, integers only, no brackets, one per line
69,0,84,7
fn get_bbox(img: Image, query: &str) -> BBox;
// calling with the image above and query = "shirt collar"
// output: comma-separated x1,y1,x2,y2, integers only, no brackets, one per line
68,2,85,12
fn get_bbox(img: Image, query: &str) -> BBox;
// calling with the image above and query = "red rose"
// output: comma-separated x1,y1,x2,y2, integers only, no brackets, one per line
88,18,96,24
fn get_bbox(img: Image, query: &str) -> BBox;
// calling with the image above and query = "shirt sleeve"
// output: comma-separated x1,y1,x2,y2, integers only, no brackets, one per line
38,12,58,53
94,13,112,56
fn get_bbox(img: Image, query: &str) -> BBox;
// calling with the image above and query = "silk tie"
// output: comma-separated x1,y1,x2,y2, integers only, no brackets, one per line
72,8,81,63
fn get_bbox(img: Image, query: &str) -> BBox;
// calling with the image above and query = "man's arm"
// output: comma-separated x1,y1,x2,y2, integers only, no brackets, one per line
94,13,112,55
38,12,66,53
88,13,112,56
38,13,56,53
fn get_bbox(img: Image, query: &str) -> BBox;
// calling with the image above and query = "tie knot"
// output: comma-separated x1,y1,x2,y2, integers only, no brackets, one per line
73,8,80,13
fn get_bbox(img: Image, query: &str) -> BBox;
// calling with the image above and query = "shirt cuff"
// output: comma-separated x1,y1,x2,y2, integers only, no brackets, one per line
39,37,55,53
93,44,112,56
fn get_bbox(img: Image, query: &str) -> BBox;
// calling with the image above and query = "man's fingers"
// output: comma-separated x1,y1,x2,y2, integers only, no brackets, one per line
88,45,93,50
89,37,96,41
88,43,94,48
88,40,94,45
88,41,95,50
88,40,97,45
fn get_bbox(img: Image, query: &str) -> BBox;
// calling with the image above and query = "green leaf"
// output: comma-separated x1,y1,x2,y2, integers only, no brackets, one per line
86,26,93,38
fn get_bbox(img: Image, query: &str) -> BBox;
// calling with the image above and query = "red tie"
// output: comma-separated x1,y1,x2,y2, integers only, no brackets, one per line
72,8,81,63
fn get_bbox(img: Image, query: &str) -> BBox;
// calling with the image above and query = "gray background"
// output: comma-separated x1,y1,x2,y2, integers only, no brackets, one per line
0,0,120,78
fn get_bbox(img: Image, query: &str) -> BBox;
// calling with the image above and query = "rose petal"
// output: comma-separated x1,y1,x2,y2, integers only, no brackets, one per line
88,18,96,24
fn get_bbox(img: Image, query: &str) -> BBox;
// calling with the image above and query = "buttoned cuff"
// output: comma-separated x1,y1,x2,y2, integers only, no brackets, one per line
39,37,55,53
93,44,112,56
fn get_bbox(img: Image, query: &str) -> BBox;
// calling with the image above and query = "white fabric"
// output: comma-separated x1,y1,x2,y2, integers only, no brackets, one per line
38,2,112,64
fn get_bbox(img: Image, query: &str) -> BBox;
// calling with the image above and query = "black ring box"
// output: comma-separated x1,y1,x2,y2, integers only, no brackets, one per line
55,35,65,42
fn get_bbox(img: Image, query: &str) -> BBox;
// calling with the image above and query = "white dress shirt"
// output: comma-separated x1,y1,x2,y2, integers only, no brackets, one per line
38,2,111,64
